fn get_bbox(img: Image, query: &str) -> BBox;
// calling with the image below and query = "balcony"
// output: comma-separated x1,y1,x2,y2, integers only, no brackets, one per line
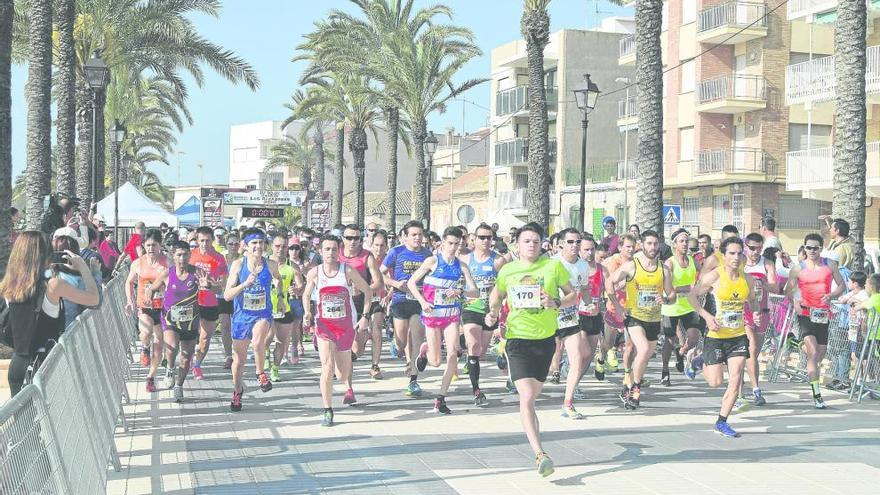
695,148,773,180
495,85,559,117
497,187,558,211
696,74,767,113
617,95,638,129
494,137,557,167
697,2,768,44
785,45,880,106
618,159,640,181
786,142,880,199
619,35,635,66
786,0,838,20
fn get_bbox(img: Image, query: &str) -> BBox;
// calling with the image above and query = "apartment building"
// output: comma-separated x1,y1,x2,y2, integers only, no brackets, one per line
228,121,305,190
488,20,636,234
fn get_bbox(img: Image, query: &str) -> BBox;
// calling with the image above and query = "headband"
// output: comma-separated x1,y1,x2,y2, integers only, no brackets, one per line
243,232,266,244
671,229,690,242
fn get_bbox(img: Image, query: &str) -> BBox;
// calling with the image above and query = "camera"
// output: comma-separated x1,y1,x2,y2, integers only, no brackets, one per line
50,251,67,265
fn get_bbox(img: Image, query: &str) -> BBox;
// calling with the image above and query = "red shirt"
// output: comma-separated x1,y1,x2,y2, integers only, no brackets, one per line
189,248,228,306
124,233,142,262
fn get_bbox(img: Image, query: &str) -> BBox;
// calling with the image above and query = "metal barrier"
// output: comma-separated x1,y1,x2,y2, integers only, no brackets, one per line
0,269,131,494
849,310,880,403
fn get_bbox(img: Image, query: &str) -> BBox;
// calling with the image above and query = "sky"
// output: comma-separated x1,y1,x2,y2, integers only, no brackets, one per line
9,0,632,189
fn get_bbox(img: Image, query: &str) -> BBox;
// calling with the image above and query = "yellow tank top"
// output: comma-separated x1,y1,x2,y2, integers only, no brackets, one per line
625,257,664,322
710,266,750,339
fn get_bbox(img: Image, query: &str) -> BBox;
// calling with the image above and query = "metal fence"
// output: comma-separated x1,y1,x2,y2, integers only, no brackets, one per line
0,269,133,494
850,310,880,403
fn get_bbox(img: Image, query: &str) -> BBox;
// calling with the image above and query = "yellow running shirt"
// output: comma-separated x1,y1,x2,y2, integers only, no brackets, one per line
709,265,750,339
625,257,664,322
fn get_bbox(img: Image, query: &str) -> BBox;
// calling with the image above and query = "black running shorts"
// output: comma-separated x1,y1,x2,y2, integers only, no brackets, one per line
139,308,161,326
624,315,662,342
579,314,604,336
703,335,750,365
199,304,220,322
662,311,705,337
218,298,234,315
461,309,497,331
796,315,830,346
390,299,421,320
506,336,556,383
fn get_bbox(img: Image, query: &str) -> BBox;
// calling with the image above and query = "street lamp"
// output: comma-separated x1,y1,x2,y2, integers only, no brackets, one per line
423,130,439,231
110,119,127,237
573,73,601,232
84,51,110,204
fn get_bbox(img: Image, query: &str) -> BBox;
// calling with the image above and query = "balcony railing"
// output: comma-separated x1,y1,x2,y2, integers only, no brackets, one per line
497,188,527,209
698,2,768,32
787,141,880,188
698,74,767,104
619,35,635,59
786,45,880,105
696,147,770,175
787,0,839,20
495,86,559,117
618,159,639,181
618,95,638,119
494,137,557,166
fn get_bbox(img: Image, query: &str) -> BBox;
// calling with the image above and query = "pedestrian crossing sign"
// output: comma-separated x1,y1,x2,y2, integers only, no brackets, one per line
663,205,681,225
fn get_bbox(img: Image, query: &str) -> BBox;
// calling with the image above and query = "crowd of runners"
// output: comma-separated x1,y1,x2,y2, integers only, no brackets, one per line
121,214,878,478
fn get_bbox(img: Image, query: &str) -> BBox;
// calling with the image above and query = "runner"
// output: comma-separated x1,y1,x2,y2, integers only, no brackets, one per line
339,224,383,401
218,234,240,369
786,233,845,409
459,223,507,406
267,232,304,382
365,230,391,379
578,236,610,384
408,227,479,414
152,241,202,402
485,222,578,477
599,235,636,385
607,230,675,410
688,236,761,437
660,228,704,387
302,234,373,426
189,226,228,380
381,220,433,397
224,228,285,412
287,237,308,361
742,232,778,406
124,229,168,392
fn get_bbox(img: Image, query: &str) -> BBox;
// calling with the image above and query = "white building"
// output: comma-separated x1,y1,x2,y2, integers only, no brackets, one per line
228,121,305,190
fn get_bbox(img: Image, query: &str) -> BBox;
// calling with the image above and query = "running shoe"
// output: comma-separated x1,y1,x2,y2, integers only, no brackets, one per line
561,404,585,420
473,389,488,407
685,366,698,381
675,348,685,373
594,360,605,381
536,452,555,478
263,356,271,371
270,364,281,383
606,349,619,372
549,371,561,385
370,364,383,380
258,372,273,393
223,356,233,369
660,369,671,387
753,390,767,406
506,379,518,395
462,360,469,375
618,385,630,405
733,396,752,414
416,342,429,372
814,396,828,409
145,377,157,393
390,342,399,359
496,354,508,370
173,385,184,403
230,389,243,412
343,388,357,406
627,384,641,410
573,388,587,400
140,350,150,367
640,377,652,388
351,351,358,362
406,381,423,397
714,420,740,438
192,366,204,381
431,397,452,414
321,409,334,427
162,370,175,390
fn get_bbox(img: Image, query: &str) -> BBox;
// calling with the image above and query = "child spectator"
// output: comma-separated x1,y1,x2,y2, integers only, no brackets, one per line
830,271,869,390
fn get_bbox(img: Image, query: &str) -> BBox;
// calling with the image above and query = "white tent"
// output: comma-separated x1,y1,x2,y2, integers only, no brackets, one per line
97,182,178,227
486,209,526,232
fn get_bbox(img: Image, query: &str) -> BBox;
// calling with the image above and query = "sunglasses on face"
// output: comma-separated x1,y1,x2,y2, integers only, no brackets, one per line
805,245,821,251
344,236,361,241
367,228,376,232
288,245,301,251
746,244,762,251
563,239,579,244
689,247,699,252
476,235,493,240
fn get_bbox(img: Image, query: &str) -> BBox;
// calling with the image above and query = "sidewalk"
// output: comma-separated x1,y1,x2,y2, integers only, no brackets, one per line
108,340,880,495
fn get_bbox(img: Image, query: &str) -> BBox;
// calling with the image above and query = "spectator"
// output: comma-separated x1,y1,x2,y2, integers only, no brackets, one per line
98,230,122,281
761,217,783,251
824,217,857,273
0,231,100,397
696,234,713,264
122,221,147,265
601,216,620,254
78,226,104,291
51,235,88,330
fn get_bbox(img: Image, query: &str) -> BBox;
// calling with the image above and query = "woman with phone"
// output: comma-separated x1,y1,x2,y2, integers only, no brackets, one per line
0,231,100,397
50,235,88,330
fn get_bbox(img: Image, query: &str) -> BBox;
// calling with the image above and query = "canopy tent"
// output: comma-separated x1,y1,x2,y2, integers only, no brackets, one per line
97,182,178,228
486,209,526,233
174,195,200,226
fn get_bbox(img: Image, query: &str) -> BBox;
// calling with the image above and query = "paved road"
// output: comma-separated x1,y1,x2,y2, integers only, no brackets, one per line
108,339,880,495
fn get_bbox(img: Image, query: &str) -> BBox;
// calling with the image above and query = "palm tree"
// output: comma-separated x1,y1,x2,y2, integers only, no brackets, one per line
283,89,330,193
521,0,551,228
632,0,664,234
266,132,337,203
0,0,13,275
832,0,868,267
55,0,75,197
24,0,52,229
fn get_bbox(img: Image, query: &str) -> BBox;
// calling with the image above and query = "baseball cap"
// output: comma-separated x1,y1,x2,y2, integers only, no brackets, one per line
93,213,106,223
602,215,616,226
288,237,301,247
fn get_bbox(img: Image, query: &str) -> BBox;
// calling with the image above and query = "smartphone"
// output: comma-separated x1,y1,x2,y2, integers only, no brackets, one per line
51,251,67,265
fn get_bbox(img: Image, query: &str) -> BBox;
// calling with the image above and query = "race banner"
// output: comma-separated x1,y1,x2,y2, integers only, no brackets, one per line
223,189,307,207
308,200,331,231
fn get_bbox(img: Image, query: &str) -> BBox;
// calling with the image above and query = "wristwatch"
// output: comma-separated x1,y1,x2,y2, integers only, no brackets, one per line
552,297,561,308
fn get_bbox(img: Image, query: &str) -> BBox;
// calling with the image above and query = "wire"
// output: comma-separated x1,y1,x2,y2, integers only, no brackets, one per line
428,0,790,163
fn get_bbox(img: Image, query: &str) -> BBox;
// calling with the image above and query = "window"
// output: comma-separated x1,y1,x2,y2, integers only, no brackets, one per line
679,127,695,162
713,194,731,228
788,124,833,151
495,139,527,166
682,197,699,226
569,206,582,230
680,60,695,93
457,204,475,224
732,193,744,233
259,139,280,159
514,173,528,189
778,195,831,229
233,147,256,162
544,69,557,89
682,0,697,24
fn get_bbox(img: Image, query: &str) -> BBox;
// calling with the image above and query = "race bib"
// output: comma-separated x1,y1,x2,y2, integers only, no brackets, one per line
433,288,458,306
637,289,659,308
144,282,162,298
321,296,346,319
810,308,829,324
753,283,764,301
170,305,194,323
273,310,286,319
510,284,541,309
243,292,267,311
558,306,578,327
372,294,381,303
718,310,744,329
579,296,601,315
848,322,860,342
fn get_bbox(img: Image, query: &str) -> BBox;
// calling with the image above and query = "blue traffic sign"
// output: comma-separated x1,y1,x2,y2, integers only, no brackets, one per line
663,205,681,225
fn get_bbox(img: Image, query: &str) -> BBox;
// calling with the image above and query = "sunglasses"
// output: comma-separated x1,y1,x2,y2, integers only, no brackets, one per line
344,236,362,241
746,244,762,251
288,245,301,250
805,245,821,251
563,239,579,244
689,247,699,252
367,228,376,232
476,235,493,240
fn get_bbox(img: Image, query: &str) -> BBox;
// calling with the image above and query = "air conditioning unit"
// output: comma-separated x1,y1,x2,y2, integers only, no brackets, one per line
734,114,745,126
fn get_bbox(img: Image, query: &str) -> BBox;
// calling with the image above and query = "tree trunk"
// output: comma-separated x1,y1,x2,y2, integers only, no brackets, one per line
55,0,76,197
634,0,664,235
832,0,867,267
75,81,94,205
350,126,368,228
521,5,550,230
384,106,399,235
24,0,52,230
94,88,107,200
333,124,345,227
412,119,427,223
314,126,325,192
0,0,14,275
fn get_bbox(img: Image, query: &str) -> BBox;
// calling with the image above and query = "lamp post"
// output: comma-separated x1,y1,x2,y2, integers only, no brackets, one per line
423,130,438,231
110,119,127,238
84,51,110,203
572,73,601,232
